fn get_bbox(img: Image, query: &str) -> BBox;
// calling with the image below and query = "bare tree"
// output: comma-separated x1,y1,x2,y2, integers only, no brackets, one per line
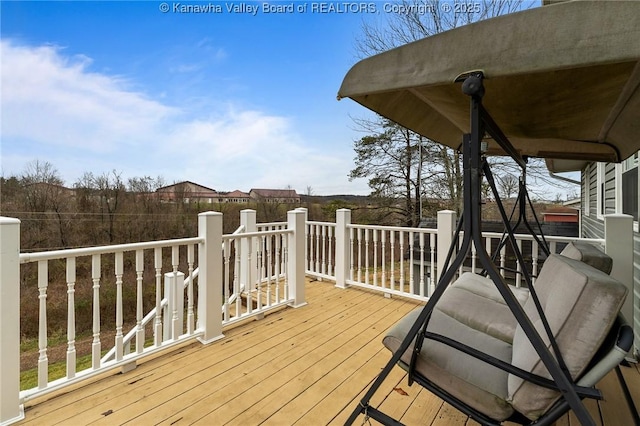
21,160,65,212
75,170,125,243
20,160,72,247
350,0,576,223
497,173,519,200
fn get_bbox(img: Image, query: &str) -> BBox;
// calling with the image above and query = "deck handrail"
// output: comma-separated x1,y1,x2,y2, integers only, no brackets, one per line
1,209,631,426
101,224,250,364
18,237,203,263
5,211,306,412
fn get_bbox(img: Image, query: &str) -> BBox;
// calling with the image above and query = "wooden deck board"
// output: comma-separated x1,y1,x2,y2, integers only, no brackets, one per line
18,279,639,426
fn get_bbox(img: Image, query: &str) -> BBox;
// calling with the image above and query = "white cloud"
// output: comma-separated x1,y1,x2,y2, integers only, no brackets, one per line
0,39,366,194
1,41,177,157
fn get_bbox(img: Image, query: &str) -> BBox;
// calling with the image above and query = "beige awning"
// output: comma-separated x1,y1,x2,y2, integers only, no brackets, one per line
338,1,640,172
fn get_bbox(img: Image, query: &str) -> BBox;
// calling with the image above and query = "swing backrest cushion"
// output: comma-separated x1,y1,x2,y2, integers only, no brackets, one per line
560,241,612,274
508,254,627,420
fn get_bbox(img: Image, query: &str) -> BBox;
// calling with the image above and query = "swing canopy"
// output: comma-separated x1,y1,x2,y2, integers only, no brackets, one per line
339,2,640,425
337,1,640,169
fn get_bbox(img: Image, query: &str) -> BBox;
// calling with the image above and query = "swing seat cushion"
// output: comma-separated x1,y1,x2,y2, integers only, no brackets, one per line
560,241,612,274
508,254,627,419
383,274,517,420
383,254,627,421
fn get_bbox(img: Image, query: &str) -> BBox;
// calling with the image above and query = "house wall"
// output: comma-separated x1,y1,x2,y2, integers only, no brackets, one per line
582,163,603,239
582,161,640,357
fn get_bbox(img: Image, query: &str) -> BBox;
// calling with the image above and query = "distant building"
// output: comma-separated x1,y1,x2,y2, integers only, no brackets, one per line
542,206,579,223
156,182,299,204
156,181,218,203
24,182,76,197
219,190,250,203
250,188,300,203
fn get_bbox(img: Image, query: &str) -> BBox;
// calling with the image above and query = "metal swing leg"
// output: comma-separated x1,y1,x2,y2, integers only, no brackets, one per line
464,73,595,426
343,139,475,426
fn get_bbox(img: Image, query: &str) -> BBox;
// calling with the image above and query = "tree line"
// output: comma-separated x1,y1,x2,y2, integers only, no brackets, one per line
2,160,414,253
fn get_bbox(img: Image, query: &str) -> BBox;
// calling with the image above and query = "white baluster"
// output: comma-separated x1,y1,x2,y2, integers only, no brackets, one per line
171,246,180,340
531,241,539,286
275,235,281,303
115,252,124,361
429,233,436,296
372,229,378,287
327,226,334,277
266,235,272,307
381,230,387,289
91,255,101,369
315,224,321,274
37,260,48,389
471,241,477,274
419,232,425,297
349,227,354,282
408,231,414,294
135,250,144,353
187,244,195,334
399,231,405,293
283,238,289,299
66,257,76,379
516,240,523,288
365,229,370,285
321,225,327,275
234,238,241,318
390,230,395,292
257,237,264,310
223,240,231,322
154,247,163,346
246,238,253,314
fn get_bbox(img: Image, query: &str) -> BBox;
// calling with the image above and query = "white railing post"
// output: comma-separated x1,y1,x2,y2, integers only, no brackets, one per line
335,209,351,289
604,214,636,355
437,210,457,285
0,217,24,425
287,209,307,308
240,209,257,292
295,208,309,272
197,212,224,344
164,271,185,341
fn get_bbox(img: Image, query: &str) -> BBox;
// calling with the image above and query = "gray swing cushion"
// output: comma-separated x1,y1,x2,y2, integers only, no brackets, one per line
560,241,612,274
508,254,627,420
383,273,517,420
383,254,627,421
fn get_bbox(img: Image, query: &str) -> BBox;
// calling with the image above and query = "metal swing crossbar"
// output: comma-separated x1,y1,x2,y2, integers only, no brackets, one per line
487,169,551,271
345,73,624,426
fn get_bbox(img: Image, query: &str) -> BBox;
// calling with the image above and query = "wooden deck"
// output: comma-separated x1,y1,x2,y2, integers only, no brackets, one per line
19,279,640,425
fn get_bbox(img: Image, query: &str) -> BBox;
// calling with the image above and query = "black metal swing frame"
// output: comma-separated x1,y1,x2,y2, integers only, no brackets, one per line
344,72,607,426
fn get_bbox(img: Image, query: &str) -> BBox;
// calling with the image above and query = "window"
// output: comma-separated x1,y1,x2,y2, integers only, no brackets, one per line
596,163,605,219
622,152,639,222
584,165,590,217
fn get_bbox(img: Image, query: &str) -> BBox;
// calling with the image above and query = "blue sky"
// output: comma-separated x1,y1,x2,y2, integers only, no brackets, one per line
1,1,386,195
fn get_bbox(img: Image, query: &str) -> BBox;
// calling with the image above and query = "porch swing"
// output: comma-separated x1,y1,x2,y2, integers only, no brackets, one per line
337,1,640,425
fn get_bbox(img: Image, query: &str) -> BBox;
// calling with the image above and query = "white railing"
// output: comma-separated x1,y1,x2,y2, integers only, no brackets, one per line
221,228,293,326
469,233,606,287
1,208,631,425
1,209,307,424
326,209,612,303
306,221,336,280
100,224,249,365
18,237,202,401
346,224,437,301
